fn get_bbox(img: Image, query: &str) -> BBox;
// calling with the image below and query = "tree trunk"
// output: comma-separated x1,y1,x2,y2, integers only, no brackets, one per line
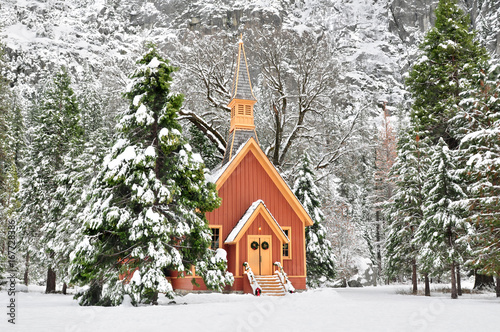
62,282,67,295
450,261,458,299
272,103,283,166
457,264,462,296
24,252,29,286
45,267,56,293
496,276,500,298
412,259,418,295
474,271,495,290
424,273,430,296
375,218,381,287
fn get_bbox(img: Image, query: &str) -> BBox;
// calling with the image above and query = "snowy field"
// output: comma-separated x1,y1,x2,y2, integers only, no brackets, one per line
1,284,499,332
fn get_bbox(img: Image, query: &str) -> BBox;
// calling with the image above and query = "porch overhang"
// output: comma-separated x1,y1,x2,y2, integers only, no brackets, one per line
224,199,289,245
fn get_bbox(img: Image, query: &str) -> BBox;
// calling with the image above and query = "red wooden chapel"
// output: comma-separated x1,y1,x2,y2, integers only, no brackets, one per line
169,37,313,295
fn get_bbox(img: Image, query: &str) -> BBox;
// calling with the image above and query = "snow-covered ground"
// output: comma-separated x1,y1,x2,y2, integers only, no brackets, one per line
1,284,499,332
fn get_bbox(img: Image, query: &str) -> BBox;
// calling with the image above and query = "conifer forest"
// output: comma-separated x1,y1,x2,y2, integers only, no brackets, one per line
1,0,500,311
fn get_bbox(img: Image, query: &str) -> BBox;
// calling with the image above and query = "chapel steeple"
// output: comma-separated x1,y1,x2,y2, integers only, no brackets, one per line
222,36,259,166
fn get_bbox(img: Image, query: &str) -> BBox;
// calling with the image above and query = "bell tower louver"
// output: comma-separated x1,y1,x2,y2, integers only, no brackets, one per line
222,36,258,166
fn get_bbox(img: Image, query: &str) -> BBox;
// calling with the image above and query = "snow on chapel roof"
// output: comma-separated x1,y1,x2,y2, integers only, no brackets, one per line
225,199,289,244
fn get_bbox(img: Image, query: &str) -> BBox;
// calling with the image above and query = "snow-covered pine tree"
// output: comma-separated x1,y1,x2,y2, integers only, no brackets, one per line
406,0,489,148
293,153,336,287
0,41,13,283
414,138,468,299
0,57,9,205
4,103,25,284
17,68,83,292
385,126,431,294
53,137,110,295
76,67,119,142
69,45,232,306
42,80,113,294
451,62,500,292
0,47,9,197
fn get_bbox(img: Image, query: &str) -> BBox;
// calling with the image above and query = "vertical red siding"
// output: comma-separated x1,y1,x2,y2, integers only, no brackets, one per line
205,150,306,283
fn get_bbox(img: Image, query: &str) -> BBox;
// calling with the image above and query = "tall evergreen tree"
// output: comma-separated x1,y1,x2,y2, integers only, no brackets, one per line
0,76,9,203
0,39,12,200
452,62,500,290
69,45,232,306
42,69,115,294
0,40,13,282
18,69,83,292
293,153,336,287
385,126,431,294
414,138,468,299
406,0,489,147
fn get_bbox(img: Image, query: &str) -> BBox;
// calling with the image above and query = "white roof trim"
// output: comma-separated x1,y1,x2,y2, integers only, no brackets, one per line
224,200,289,244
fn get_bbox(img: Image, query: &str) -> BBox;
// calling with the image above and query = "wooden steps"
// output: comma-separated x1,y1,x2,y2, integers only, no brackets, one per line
254,275,286,296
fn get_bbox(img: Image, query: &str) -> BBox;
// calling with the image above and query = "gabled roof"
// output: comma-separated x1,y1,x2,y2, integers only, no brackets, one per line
211,137,314,227
230,38,256,101
225,200,289,245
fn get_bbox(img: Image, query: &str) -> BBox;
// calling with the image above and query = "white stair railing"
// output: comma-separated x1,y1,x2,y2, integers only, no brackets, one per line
243,262,262,296
273,262,295,293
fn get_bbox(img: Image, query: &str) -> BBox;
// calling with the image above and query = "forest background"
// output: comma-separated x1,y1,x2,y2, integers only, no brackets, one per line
0,0,499,303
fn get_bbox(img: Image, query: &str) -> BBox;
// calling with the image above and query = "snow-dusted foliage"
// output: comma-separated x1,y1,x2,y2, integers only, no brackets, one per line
188,125,221,170
293,153,336,287
51,74,117,275
0,46,9,200
414,138,469,298
452,62,500,276
0,42,16,282
384,126,431,289
69,46,231,306
326,202,366,286
475,0,500,54
196,248,234,293
386,0,496,294
17,69,83,290
44,129,111,289
3,0,500,297
406,0,490,145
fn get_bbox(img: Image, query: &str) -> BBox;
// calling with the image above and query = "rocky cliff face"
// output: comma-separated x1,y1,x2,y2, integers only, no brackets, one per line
389,0,499,54
1,0,498,110
171,0,498,53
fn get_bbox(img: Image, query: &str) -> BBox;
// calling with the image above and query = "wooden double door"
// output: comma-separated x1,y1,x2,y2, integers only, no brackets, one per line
248,235,272,275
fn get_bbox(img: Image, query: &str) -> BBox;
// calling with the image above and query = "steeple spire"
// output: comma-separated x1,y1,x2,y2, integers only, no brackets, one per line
230,35,257,104
228,35,257,132
222,36,259,166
